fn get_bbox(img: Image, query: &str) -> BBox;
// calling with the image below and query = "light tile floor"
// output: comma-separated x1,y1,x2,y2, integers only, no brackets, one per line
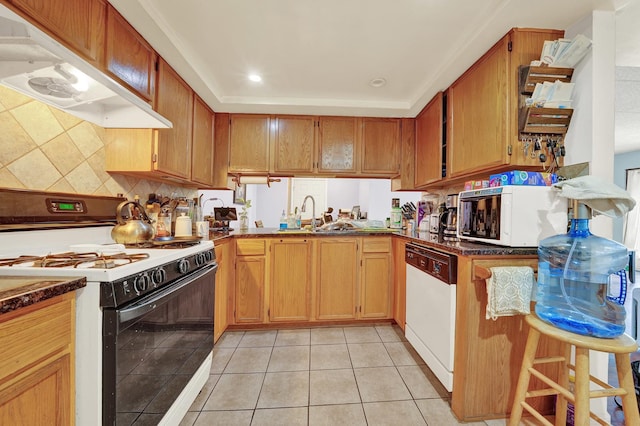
177,325,556,426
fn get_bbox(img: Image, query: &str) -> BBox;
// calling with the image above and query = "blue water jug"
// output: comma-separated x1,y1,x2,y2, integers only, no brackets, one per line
535,201,629,338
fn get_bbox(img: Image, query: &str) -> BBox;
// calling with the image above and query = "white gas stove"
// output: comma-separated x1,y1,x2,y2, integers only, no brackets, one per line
0,189,216,425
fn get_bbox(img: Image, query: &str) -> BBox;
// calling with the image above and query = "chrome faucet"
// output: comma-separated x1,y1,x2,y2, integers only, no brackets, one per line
301,195,316,230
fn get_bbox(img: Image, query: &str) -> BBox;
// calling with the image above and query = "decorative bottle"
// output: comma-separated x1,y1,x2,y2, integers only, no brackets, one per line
535,201,628,338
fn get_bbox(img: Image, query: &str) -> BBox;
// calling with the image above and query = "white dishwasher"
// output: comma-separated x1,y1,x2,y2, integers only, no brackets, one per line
405,243,457,392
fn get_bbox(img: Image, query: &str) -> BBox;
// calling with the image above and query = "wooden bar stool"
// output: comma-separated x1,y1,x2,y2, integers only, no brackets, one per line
509,313,640,426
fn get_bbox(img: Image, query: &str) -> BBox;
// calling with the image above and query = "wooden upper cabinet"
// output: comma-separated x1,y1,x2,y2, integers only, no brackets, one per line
273,115,315,174
391,118,416,191
105,5,156,103
229,114,271,173
155,58,193,179
9,0,106,66
360,118,400,175
415,92,444,187
317,116,358,174
448,28,564,179
191,95,215,187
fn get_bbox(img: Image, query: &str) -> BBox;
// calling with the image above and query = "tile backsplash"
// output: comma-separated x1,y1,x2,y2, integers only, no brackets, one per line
0,86,195,200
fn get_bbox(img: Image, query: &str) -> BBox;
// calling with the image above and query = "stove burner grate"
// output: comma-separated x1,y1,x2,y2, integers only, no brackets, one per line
0,252,150,269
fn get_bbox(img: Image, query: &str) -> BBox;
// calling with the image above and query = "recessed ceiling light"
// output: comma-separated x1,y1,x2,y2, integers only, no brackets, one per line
369,78,387,88
248,74,262,82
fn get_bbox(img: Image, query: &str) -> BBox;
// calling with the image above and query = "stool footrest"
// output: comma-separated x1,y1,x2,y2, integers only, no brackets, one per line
529,367,575,402
520,401,554,426
532,355,567,365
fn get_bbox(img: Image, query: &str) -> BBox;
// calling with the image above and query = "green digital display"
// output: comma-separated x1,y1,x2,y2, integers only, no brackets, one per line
57,202,75,211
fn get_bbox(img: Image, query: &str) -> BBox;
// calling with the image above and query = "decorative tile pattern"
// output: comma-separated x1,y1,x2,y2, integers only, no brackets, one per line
0,87,196,200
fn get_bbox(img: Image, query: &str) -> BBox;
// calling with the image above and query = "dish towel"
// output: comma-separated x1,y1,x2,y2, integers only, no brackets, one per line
485,266,535,320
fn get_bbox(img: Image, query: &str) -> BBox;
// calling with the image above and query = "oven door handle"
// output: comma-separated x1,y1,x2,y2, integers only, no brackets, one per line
117,262,217,325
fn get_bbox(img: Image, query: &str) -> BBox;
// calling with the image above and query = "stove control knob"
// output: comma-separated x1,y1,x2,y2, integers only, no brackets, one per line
133,273,150,294
194,252,206,266
204,250,213,262
178,258,191,274
151,268,166,287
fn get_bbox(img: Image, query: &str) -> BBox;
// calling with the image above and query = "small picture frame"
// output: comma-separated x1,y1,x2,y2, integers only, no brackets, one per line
233,184,246,204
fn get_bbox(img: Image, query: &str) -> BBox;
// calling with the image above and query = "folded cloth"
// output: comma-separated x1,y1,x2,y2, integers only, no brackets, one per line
553,175,636,218
486,266,534,320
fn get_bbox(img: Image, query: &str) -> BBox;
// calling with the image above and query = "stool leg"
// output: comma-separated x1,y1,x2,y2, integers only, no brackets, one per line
573,347,590,426
509,327,541,426
554,342,571,426
614,353,640,425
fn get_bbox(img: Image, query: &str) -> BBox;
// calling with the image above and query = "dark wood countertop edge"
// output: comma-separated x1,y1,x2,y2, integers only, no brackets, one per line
0,277,87,316
208,228,538,257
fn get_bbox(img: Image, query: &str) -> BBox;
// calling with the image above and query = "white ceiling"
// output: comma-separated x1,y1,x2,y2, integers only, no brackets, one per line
108,0,638,150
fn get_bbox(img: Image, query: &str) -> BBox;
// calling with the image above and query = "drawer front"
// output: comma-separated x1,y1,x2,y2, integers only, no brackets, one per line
0,293,73,380
236,239,266,256
362,237,391,253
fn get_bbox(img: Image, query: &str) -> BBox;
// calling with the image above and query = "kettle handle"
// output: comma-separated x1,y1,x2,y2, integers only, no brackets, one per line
115,201,152,225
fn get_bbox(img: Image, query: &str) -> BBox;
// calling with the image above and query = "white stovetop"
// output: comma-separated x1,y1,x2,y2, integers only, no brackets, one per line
0,226,214,282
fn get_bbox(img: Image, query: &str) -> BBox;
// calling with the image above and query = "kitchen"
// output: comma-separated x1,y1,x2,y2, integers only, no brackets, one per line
0,0,636,425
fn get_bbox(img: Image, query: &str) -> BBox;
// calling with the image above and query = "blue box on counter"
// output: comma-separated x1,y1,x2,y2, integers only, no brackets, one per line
489,171,557,187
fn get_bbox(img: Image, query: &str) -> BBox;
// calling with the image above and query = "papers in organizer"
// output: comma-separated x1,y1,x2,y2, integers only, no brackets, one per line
526,80,574,108
538,34,592,68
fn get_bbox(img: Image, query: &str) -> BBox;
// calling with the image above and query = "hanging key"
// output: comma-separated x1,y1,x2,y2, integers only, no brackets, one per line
539,152,547,163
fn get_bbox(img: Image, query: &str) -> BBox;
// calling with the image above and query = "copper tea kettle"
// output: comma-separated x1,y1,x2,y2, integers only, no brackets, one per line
111,201,155,244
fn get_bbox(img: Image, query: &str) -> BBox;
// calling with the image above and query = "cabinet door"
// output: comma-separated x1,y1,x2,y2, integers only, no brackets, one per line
270,239,312,322
415,92,444,187
448,36,509,178
360,237,392,319
235,257,265,323
10,0,105,65
273,116,315,173
105,5,156,103
316,238,358,320
360,118,400,175
191,95,215,186
391,118,416,191
155,59,194,179
214,240,233,342
392,237,406,330
0,355,72,425
229,114,270,173
317,117,357,174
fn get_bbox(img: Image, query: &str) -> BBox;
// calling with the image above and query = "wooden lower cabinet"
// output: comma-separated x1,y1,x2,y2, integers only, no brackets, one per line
452,256,562,421
234,239,266,323
0,292,76,425
392,237,407,330
359,237,392,318
214,239,234,342
316,238,359,320
269,238,312,321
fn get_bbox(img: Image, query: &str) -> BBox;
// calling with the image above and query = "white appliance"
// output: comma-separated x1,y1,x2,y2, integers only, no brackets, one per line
457,185,568,247
404,243,457,392
0,189,215,425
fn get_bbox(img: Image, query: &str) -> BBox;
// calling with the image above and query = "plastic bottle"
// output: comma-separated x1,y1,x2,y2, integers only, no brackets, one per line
535,201,629,338
280,210,287,230
390,198,402,229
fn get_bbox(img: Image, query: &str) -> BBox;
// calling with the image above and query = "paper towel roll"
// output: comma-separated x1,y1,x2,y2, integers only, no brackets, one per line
236,176,282,185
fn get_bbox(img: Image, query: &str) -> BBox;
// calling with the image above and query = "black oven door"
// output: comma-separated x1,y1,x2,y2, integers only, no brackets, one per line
102,263,216,425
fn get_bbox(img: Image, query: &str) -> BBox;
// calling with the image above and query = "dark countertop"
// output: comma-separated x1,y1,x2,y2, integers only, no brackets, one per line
208,227,538,257
0,276,86,315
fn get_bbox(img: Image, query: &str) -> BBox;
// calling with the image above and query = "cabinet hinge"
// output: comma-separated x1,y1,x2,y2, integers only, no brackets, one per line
154,60,159,72
152,153,158,163
267,308,270,317
507,145,512,156
508,41,513,52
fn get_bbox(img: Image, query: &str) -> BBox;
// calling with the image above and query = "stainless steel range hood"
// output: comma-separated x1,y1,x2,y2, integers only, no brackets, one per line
0,4,172,129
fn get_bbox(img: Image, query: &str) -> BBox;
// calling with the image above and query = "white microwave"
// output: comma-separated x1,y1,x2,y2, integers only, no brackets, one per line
457,186,568,247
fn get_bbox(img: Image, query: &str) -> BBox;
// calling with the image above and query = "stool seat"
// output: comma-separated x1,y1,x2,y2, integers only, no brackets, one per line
509,313,640,426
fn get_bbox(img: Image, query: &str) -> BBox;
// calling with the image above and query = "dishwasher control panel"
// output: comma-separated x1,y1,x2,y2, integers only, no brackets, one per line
405,243,457,284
